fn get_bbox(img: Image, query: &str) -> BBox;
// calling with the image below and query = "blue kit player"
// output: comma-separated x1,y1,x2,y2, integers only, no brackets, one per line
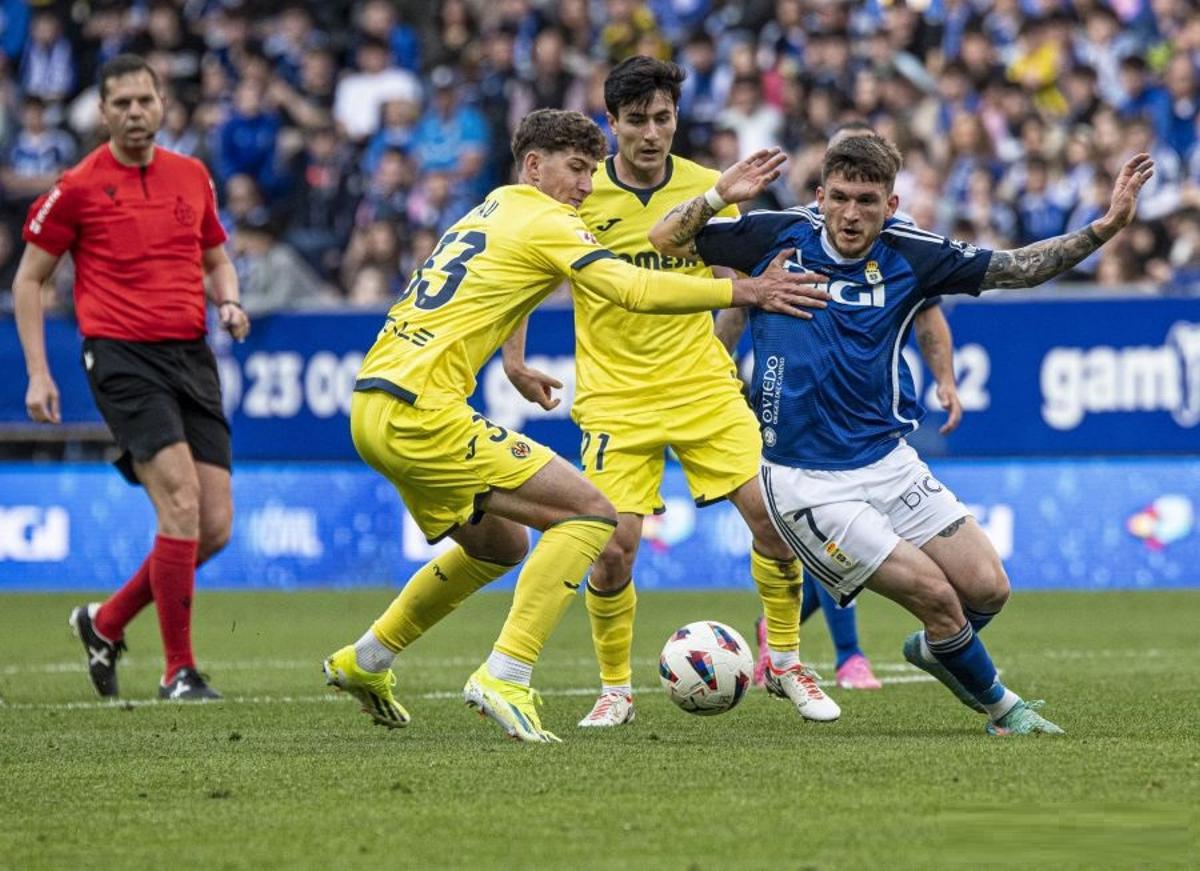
650,135,1154,734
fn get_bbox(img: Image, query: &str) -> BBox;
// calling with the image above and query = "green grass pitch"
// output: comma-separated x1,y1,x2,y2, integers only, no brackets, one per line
1,588,1197,870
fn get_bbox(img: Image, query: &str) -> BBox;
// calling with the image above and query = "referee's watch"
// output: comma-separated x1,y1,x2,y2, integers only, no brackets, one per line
218,300,243,310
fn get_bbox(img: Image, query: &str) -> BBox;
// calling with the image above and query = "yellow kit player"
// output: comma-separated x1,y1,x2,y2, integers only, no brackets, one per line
503,59,841,727
322,108,829,743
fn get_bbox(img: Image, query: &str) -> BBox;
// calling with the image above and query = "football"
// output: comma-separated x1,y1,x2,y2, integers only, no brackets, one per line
658,621,754,716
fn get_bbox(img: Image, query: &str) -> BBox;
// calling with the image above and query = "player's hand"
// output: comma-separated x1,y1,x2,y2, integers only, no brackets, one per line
26,371,61,424
220,301,251,342
506,365,562,411
1097,152,1154,237
734,248,829,318
714,147,788,206
935,382,963,434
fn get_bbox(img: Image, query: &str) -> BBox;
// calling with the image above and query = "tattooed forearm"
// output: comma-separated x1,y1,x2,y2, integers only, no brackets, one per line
981,223,1108,290
656,196,715,256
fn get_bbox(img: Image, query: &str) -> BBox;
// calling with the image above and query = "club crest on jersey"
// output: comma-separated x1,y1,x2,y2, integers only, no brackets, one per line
510,441,532,459
865,260,882,284
576,229,599,246
824,540,856,569
174,197,196,226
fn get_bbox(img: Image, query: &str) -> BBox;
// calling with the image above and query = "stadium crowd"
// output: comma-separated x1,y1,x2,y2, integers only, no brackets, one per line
3,0,1200,314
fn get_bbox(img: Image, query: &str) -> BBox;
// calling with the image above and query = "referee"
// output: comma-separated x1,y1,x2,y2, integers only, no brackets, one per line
13,55,250,701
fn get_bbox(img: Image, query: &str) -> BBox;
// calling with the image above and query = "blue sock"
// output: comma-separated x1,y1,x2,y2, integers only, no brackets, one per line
926,623,1006,706
816,582,862,668
799,574,822,624
962,604,999,633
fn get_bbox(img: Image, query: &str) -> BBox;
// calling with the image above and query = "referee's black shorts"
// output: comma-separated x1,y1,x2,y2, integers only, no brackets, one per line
82,337,232,485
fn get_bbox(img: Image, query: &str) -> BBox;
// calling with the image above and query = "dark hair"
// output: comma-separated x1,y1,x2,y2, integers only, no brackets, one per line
98,54,161,100
511,108,608,164
822,134,902,189
831,119,875,136
604,56,685,118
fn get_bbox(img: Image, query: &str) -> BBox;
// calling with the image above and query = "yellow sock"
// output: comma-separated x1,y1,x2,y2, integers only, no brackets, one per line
372,546,517,652
751,548,802,652
586,579,637,687
494,517,616,664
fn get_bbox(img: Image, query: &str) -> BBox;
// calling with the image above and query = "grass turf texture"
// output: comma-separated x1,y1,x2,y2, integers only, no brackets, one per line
1,589,1196,870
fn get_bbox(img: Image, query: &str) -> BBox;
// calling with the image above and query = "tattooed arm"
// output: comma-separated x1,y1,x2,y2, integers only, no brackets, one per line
981,152,1154,290
649,147,787,259
650,195,714,259
981,223,1108,289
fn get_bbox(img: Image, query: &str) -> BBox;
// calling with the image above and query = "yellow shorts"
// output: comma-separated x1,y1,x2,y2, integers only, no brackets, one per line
575,388,761,515
351,390,555,543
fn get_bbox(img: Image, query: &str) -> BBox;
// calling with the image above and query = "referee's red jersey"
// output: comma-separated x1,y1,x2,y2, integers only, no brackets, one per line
22,144,228,341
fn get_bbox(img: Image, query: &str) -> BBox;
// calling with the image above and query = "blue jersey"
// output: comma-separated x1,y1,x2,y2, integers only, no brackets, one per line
695,207,992,470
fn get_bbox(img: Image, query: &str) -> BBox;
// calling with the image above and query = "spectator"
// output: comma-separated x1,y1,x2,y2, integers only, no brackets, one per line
1154,54,1199,159
362,98,420,176
411,66,488,196
215,79,285,198
286,125,357,278
677,31,725,155
406,170,471,235
509,29,586,124
717,75,782,158
158,102,200,157
263,4,327,87
219,173,268,235
355,0,421,73
600,0,662,64
333,38,421,142
478,28,522,185
1120,55,1171,122
356,148,413,226
341,219,403,300
1013,157,1069,247
426,0,480,70
232,216,334,316
20,12,74,103
2,96,75,203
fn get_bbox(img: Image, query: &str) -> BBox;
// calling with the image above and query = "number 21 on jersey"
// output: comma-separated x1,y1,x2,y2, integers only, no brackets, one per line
398,230,487,310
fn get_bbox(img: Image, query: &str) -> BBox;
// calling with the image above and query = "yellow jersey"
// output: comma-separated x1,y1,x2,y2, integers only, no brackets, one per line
355,183,735,408
573,155,742,418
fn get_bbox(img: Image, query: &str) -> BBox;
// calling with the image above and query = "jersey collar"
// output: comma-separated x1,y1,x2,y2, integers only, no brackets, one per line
605,155,674,207
819,227,872,265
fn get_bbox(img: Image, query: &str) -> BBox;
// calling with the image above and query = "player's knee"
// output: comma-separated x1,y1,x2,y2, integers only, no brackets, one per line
593,535,636,588
574,488,617,525
159,478,201,530
484,527,530,565
914,578,966,636
197,507,232,564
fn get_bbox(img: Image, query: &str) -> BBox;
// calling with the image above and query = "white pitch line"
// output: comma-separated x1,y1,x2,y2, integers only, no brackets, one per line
0,657,943,677
0,674,937,712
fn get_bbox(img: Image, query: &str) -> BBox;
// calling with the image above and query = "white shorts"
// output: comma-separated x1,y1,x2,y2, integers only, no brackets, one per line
759,441,971,605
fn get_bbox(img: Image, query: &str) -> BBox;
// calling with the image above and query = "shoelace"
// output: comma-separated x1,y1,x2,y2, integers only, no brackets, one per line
586,693,625,720
788,665,827,700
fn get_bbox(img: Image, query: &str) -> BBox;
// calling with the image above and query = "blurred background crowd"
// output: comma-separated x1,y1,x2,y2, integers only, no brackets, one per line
3,0,1200,316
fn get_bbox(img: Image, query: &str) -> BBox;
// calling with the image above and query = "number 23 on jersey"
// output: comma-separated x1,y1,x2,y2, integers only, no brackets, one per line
397,230,488,310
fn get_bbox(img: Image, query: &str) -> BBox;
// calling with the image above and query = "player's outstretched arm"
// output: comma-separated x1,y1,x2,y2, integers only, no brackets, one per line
649,147,787,259
981,152,1154,290
574,251,827,318
13,243,63,424
502,318,562,411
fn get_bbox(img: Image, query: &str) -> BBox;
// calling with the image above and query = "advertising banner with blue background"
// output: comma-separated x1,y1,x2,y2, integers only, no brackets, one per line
1,297,1198,459
0,458,1195,591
